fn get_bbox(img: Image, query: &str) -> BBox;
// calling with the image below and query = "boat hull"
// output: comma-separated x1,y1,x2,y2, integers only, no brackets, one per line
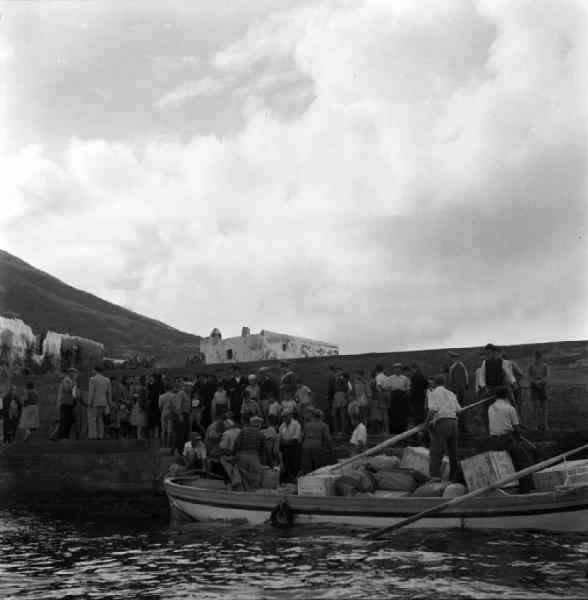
164,477,588,532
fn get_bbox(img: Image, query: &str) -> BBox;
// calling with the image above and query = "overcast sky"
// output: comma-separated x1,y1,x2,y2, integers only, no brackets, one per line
1,0,586,354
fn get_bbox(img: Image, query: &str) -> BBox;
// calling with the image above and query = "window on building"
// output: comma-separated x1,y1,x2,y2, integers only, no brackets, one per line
282,343,287,351
226,349,233,360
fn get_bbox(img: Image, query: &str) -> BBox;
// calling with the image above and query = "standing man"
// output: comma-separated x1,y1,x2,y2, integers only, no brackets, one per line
53,367,78,440
409,362,429,426
388,362,412,434
447,351,469,439
278,411,302,483
527,350,550,430
422,374,462,483
501,350,525,417
488,386,533,493
258,366,279,423
87,365,112,440
227,365,247,420
171,380,193,456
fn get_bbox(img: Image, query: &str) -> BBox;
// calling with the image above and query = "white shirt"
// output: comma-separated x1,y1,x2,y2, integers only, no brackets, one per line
183,441,207,461
388,374,410,392
375,373,389,390
350,422,367,446
427,386,461,423
279,419,301,443
488,399,520,436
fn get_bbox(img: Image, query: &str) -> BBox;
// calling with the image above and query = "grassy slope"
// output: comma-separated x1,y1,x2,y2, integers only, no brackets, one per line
0,249,200,365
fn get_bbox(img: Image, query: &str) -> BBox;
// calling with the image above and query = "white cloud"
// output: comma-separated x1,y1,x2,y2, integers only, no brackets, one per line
1,0,586,354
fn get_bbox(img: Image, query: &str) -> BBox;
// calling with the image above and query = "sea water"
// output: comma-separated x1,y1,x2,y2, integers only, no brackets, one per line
0,509,586,599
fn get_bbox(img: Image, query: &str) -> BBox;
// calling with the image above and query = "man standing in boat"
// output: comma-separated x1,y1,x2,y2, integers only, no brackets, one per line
488,386,533,493
422,374,462,483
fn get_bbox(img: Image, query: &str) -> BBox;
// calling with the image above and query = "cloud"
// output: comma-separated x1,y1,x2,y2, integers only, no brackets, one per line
1,0,586,354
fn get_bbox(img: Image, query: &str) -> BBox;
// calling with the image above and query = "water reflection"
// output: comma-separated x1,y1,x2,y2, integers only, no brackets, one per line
0,510,586,599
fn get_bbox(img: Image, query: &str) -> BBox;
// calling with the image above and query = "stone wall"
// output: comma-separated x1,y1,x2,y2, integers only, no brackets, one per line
0,440,173,500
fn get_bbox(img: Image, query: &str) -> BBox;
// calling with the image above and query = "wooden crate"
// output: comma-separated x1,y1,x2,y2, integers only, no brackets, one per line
533,459,588,492
399,446,450,480
460,451,516,491
297,474,337,496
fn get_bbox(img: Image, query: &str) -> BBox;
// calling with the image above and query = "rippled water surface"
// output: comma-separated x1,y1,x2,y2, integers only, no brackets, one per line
1,509,586,599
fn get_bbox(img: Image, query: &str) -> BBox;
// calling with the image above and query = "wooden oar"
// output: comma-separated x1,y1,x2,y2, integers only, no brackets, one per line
520,435,549,458
312,395,497,477
325,425,424,475
458,395,495,413
364,442,588,540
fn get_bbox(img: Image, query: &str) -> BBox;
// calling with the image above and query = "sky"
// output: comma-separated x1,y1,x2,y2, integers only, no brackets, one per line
0,0,586,355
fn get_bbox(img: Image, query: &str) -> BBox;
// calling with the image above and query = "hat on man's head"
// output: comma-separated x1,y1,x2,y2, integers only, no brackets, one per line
190,432,203,440
248,374,257,381
448,351,459,357
258,366,269,373
183,380,194,387
280,360,290,367
250,416,264,425
392,362,404,368
231,365,241,372
67,367,79,372
484,343,498,352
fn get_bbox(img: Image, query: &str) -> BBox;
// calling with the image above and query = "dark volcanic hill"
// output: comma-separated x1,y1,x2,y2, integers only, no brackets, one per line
0,249,200,365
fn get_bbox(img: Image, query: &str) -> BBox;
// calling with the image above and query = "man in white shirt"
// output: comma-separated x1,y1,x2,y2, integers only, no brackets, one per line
488,386,533,493
278,411,302,483
422,374,462,483
349,413,367,455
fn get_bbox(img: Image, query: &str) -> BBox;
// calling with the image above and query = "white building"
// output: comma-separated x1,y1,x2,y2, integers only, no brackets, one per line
200,327,339,364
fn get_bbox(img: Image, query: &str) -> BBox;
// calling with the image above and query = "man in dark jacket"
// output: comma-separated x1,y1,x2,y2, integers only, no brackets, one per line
227,365,247,420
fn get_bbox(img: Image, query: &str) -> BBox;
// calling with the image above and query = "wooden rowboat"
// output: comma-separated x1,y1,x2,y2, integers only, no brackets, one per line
164,476,588,533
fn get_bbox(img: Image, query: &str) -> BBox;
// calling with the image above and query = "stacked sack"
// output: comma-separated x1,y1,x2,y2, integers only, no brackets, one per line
334,454,427,496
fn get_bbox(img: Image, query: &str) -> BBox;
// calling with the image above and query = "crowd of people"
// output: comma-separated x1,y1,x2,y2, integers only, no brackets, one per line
1,345,551,493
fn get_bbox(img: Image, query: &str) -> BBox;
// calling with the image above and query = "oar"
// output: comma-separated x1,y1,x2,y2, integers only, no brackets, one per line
458,395,495,413
520,435,549,458
315,395,496,476
364,442,588,540
327,425,424,474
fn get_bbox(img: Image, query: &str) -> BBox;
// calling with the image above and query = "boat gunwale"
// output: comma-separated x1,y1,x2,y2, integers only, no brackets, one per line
164,476,588,519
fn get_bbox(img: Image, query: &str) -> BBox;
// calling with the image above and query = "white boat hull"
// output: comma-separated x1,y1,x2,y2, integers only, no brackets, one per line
165,477,588,532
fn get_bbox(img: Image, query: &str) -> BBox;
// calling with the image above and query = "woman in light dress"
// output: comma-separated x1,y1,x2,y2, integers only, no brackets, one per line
18,381,40,441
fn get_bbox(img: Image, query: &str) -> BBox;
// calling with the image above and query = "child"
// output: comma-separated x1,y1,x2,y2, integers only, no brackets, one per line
211,384,228,419
350,413,367,455
280,394,298,419
294,378,312,410
268,395,282,420
352,369,370,424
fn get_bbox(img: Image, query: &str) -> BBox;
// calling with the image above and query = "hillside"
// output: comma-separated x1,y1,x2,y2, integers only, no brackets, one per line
0,250,200,365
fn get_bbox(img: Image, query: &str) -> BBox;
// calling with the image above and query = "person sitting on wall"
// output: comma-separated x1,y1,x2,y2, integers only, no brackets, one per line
183,431,207,472
349,412,367,455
